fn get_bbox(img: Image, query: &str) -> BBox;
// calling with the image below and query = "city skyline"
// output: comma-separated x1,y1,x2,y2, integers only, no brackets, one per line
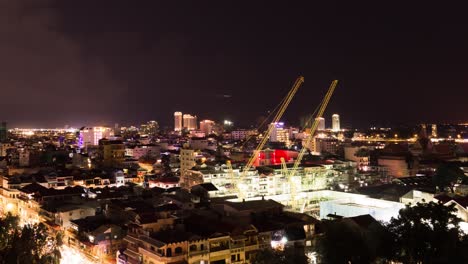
0,1,466,128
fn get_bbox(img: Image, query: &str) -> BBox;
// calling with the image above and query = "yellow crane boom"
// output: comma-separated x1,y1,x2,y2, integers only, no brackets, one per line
241,76,304,175
289,80,338,197
236,76,304,200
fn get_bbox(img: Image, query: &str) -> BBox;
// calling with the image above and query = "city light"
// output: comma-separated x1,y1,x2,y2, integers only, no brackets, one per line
60,245,97,264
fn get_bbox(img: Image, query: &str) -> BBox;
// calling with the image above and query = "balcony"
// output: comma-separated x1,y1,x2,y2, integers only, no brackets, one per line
188,249,209,257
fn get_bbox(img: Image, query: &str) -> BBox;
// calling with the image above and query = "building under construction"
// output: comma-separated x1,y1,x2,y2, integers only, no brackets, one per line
181,77,342,212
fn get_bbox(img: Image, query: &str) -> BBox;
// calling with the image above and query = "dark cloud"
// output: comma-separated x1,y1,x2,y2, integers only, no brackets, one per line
0,0,125,127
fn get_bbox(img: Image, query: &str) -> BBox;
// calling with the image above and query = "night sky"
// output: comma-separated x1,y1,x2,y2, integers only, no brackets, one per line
1,1,467,128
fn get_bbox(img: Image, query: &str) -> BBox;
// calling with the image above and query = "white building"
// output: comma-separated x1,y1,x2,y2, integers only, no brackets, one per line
316,117,325,131
55,204,96,229
174,112,183,131
332,114,340,131
319,192,405,222
79,127,113,149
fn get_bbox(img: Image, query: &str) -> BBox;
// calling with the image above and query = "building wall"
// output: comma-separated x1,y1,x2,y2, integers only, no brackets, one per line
332,114,340,131
132,145,160,159
56,207,96,229
378,157,409,177
320,196,405,222
190,138,217,151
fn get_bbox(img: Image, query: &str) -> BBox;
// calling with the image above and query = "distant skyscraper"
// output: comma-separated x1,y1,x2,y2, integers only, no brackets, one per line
0,122,6,142
174,112,183,131
316,117,325,131
431,124,437,138
200,120,215,135
332,114,340,131
183,114,197,131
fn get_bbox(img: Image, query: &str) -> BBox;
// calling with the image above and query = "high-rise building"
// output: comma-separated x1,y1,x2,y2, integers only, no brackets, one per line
269,122,291,147
332,114,340,131
316,117,325,131
431,124,437,138
183,114,197,131
79,127,113,149
199,120,215,135
174,112,183,131
0,122,7,142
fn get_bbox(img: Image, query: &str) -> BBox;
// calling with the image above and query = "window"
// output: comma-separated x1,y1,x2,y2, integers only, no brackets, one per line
189,244,197,251
175,247,182,254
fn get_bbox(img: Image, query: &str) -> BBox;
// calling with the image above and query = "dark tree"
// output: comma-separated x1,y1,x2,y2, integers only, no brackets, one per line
252,248,308,264
317,220,373,264
433,163,465,193
387,202,467,264
354,148,370,157
0,214,61,264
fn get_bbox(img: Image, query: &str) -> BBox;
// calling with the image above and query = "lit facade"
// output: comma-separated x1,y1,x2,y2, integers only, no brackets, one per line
332,114,340,131
316,117,325,131
183,114,197,131
269,122,291,147
199,120,215,135
79,127,113,149
231,129,257,140
185,165,336,198
174,112,183,131
431,124,437,137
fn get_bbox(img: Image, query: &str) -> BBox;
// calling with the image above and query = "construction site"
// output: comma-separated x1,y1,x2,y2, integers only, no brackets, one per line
180,77,345,215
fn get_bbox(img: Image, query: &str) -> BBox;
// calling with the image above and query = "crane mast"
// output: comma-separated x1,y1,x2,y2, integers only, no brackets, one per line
288,80,338,200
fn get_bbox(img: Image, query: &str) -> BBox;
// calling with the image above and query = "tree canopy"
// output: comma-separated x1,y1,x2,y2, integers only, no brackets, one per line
354,148,370,157
0,214,61,264
433,163,465,193
388,201,467,263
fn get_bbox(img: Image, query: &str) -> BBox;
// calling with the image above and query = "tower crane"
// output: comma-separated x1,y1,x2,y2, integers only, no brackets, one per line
236,76,304,200
288,80,338,204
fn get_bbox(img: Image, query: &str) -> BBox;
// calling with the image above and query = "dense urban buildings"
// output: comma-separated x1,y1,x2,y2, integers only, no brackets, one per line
1,104,468,264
